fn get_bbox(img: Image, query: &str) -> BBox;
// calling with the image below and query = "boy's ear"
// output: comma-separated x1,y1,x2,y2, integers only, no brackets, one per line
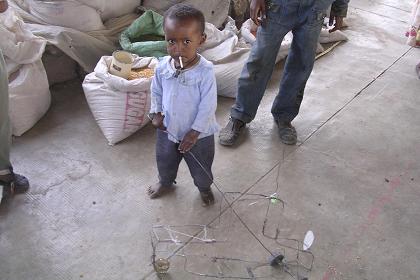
200,33,207,44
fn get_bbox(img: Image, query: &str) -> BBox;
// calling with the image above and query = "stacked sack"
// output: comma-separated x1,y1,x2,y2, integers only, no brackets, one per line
0,8,50,136
77,0,140,22
83,55,158,145
142,0,230,28
199,18,251,99
21,0,141,31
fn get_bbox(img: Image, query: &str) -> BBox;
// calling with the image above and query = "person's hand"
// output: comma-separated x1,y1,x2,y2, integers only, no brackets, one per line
250,0,266,26
151,112,166,131
0,0,9,13
329,15,344,33
179,130,200,153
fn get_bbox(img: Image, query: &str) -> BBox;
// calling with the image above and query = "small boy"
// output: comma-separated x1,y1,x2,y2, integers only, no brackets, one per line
148,4,219,206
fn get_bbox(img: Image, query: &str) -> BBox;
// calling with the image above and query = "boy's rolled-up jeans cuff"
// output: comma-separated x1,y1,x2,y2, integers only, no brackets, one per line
158,180,174,187
197,185,211,192
158,174,177,187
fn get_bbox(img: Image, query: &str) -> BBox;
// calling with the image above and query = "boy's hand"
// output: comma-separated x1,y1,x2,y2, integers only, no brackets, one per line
151,112,166,131
179,130,200,153
0,0,9,13
329,15,344,33
250,0,266,26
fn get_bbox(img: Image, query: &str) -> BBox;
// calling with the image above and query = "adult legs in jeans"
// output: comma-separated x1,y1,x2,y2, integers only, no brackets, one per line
222,1,324,146
219,16,291,146
230,22,290,123
271,19,323,123
270,17,323,144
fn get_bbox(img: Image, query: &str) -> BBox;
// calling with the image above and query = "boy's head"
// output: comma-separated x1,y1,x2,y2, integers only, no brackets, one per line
163,4,206,68
0,0,9,13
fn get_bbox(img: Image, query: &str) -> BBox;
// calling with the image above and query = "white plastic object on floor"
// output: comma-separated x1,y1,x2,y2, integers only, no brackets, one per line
303,230,315,251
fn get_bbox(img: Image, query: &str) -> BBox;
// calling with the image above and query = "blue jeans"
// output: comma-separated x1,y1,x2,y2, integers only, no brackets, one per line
231,0,326,123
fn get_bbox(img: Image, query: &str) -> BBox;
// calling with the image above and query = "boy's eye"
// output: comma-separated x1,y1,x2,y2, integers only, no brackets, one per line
167,39,175,45
183,39,191,45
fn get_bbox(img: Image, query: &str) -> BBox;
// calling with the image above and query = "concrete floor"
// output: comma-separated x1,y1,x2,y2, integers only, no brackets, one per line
1,0,420,279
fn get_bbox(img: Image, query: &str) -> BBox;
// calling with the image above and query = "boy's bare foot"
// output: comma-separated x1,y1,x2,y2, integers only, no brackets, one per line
200,190,215,207
148,183,174,199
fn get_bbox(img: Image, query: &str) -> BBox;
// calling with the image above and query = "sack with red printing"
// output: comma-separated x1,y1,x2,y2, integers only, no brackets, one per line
82,55,158,145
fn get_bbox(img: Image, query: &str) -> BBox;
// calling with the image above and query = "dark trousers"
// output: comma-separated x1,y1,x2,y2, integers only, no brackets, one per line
156,130,214,192
0,50,11,173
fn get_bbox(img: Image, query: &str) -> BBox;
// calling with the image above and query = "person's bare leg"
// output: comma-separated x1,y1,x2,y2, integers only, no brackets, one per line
147,183,175,199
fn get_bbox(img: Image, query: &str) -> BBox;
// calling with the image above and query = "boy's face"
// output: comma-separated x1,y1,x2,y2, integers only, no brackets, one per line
164,17,206,68
0,0,9,13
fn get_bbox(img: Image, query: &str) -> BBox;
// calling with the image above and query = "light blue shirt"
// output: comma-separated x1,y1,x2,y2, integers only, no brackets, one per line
150,55,220,143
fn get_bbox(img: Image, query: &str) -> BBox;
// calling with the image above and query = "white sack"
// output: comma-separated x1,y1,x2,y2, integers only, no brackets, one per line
83,56,157,145
199,21,251,98
26,22,118,72
77,0,140,22
27,0,105,32
211,50,250,99
142,0,230,28
10,1,138,72
9,61,51,136
318,28,348,44
0,8,46,73
0,7,50,136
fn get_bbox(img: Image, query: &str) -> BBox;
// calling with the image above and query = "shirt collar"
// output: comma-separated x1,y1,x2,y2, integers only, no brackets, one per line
161,55,202,79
